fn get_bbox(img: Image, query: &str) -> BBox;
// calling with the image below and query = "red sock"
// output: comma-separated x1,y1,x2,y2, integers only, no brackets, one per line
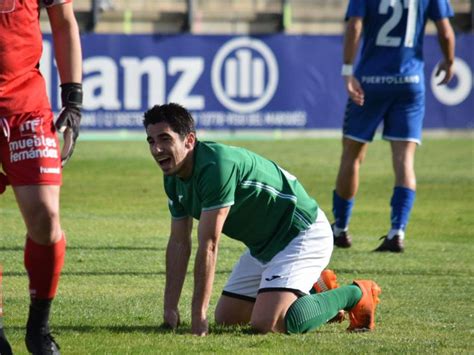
24,235,66,299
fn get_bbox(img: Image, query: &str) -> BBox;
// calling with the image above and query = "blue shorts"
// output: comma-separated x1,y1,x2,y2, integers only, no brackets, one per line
343,89,425,144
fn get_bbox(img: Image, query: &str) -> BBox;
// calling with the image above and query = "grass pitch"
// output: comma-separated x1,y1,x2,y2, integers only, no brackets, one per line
0,136,472,354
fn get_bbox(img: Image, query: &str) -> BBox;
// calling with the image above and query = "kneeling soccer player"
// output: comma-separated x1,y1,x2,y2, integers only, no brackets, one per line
144,103,381,335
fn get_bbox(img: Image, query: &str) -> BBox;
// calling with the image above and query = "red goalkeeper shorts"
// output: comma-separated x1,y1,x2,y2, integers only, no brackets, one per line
0,109,62,186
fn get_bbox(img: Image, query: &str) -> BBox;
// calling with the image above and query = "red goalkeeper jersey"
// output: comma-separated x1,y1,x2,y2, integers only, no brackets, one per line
0,0,71,115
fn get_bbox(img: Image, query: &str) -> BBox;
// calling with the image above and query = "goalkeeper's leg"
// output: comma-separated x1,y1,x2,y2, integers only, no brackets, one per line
14,185,65,354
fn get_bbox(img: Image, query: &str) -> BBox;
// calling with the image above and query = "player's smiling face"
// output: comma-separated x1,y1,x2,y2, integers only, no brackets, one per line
146,122,195,179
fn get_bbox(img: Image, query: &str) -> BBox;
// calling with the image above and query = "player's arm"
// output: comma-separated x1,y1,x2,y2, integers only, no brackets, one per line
47,2,82,84
47,2,83,165
163,216,193,329
342,16,365,106
192,206,230,336
434,18,455,85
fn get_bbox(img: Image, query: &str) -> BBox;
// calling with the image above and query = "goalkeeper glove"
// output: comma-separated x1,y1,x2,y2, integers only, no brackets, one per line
55,82,83,167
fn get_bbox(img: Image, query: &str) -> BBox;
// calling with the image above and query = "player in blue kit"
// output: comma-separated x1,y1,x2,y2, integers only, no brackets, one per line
144,103,381,336
332,0,456,252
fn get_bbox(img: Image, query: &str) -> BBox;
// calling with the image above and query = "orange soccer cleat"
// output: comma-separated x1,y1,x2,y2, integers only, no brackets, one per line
313,269,345,323
313,269,340,293
348,280,382,331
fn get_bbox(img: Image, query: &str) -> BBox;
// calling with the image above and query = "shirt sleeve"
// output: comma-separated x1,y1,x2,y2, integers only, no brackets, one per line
345,0,365,21
197,159,236,212
40,0,72,8
428,0,454,21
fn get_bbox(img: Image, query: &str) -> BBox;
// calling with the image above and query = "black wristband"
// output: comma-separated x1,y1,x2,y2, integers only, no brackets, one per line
60,82,83,108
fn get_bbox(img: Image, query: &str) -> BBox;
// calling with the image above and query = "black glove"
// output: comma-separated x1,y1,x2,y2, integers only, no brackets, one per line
55,82,83,167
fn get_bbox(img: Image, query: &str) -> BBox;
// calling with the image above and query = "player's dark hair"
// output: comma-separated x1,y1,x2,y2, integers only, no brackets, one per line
143,103,196,138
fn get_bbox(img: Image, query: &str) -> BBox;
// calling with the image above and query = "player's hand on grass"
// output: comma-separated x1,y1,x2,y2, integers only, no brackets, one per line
55,82,83,167
191,317,208,336
163,308,180,329
345,75,365,106
435,59,454,85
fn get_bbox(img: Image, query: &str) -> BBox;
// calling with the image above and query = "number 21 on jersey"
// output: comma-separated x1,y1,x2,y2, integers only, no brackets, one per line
376,0,419,48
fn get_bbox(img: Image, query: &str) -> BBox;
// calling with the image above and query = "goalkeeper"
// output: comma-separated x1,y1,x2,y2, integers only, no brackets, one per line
144,103,381,336
0,1,82,353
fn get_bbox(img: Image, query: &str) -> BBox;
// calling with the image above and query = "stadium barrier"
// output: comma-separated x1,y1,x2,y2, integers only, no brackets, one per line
41,34,473,130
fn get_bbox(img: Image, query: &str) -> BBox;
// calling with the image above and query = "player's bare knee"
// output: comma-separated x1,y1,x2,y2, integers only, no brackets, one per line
215,307,250,326
357,152,367,164
214,308,230,326
215,315,239,327
250,318,281,334
27,210,61,244
341,151,366,170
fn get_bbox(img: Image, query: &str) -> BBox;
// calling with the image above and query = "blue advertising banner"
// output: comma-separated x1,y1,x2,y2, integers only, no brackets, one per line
41,34,473,130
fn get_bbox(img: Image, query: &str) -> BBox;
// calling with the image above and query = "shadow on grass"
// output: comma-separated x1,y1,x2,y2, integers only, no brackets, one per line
1,269,233,277
6,323,259,336
1,264,465,278
332,266,469,277
0,245,244,252
0,245,166,252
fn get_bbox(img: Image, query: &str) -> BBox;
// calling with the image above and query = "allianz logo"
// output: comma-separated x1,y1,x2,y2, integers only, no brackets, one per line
211,37,278,113
40,37,278,114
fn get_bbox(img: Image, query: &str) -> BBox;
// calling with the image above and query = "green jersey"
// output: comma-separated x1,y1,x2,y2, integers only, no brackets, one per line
164,141,318,262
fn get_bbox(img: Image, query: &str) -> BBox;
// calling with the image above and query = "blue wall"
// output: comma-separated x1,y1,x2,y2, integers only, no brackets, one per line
41,34,473,130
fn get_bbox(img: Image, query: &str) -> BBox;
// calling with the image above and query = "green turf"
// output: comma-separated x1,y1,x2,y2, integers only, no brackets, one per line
0,137,472,354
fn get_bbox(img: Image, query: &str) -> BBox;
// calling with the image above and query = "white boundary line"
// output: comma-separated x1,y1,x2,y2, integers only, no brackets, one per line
77,129,474,141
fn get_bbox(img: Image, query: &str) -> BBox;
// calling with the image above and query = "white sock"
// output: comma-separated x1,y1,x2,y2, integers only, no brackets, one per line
333,225,348,238
388,229,405,240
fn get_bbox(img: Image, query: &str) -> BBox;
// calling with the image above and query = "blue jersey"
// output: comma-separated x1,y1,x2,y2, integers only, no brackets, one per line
346,0,453,92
